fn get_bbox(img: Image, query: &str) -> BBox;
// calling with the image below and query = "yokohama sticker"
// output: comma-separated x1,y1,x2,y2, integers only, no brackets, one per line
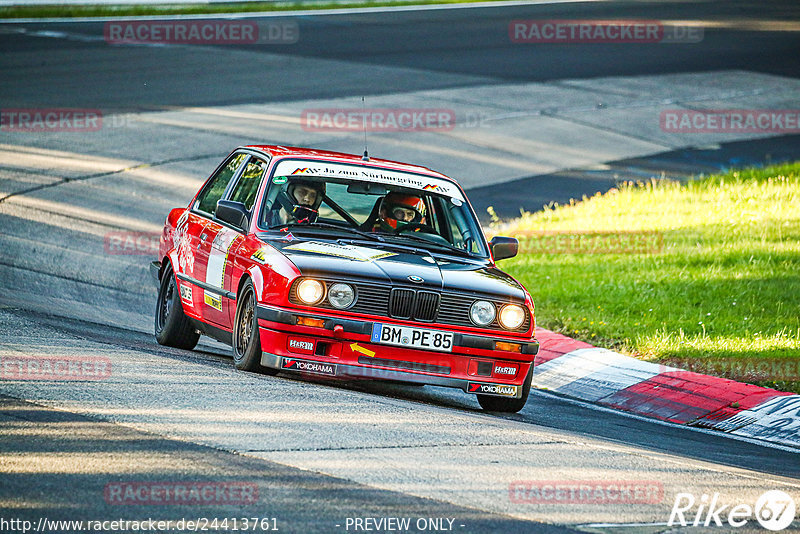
468,382,519,397
281,358,337,376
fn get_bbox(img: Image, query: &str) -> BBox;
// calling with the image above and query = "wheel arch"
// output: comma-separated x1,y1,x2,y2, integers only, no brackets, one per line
241,266,265,302
159,255,171,280
236,272,252,300
160,250,181,280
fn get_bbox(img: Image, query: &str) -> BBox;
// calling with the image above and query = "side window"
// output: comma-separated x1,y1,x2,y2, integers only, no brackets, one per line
447,212,468,250
434,197,481,253
196,153,247,216
229,158,266,211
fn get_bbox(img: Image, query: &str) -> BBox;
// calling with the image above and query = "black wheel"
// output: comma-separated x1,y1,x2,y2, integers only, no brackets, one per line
477,365,533,413
155,264,200,350
232,279,278,375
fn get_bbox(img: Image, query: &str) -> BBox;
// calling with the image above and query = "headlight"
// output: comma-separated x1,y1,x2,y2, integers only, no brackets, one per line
470,300,496,326
328,283,355,309
296,279,324,305
499,304,526,330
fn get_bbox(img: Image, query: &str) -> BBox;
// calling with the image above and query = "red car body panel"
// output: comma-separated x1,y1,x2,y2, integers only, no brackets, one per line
156,145,538,401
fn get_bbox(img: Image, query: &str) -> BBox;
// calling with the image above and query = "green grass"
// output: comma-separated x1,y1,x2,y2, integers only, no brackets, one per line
495,162,800,392
0,0,500,19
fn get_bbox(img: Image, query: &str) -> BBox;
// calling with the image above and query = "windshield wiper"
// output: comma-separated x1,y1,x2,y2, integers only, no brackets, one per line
269,222,384,242
386,233,474,257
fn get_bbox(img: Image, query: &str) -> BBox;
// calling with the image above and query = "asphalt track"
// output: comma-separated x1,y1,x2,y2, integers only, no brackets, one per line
1,1,800,532
3,0,800,108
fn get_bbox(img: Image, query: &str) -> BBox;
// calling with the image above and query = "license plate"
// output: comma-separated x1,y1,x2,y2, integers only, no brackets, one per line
370,323,454,352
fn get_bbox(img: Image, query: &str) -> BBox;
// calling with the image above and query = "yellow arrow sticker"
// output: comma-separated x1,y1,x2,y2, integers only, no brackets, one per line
350,342,375,357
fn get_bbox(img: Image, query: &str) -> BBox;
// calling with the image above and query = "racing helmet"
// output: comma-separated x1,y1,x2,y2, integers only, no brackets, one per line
286,179,325,223
379,192,426,231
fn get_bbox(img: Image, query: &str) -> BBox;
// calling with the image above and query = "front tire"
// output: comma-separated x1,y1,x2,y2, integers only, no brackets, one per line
477,365,533,413
232,279,278,375
155,264,200,350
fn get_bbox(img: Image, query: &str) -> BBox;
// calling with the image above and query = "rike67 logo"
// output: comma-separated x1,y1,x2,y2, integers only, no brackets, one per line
669,490,796,531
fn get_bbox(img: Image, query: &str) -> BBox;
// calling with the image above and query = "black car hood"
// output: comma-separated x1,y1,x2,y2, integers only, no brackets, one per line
262,235,526,301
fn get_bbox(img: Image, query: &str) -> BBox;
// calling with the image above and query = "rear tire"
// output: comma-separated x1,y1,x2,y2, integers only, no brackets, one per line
232,279,278,375
477,365,532,413
155,264,200,350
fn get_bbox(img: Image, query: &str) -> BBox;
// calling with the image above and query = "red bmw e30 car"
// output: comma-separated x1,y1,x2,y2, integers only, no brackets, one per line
151,145,538,412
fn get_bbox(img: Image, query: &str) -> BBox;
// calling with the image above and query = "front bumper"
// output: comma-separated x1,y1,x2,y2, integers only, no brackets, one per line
257,304,538,398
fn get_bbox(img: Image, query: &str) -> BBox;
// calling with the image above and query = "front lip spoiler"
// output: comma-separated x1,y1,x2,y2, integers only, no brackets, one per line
256,304,539,355
260,352,523,398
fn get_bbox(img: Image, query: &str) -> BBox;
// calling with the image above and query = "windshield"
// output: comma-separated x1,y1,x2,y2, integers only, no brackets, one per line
257,160,488,257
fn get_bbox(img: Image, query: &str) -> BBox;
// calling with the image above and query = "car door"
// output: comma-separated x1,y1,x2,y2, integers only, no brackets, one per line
172,208,208,321
190,152,248,327
199,155,268,329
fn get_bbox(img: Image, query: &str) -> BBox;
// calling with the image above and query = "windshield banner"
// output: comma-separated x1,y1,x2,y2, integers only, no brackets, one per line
272,159,465,201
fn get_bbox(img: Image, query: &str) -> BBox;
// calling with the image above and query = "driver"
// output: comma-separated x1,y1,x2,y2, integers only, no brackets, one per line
277,179,325,224
375,192,426,232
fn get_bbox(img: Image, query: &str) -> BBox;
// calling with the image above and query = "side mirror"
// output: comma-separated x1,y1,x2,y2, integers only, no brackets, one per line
489,236,519,261
216,200,249,231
